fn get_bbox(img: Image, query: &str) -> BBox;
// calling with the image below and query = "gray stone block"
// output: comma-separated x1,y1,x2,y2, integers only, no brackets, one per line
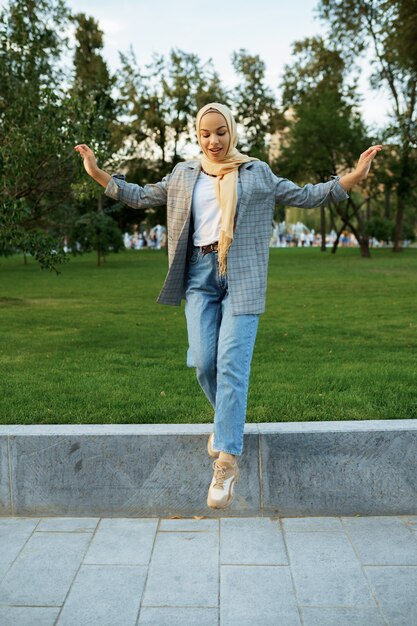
341,516,417,564
1,420,416,517
301,606,387,626
365,565,417,626
220,517,287,564
0,437,10,515
0,607,60,626
282,517,343,532
0,532,91,606
142,530,218,607
285,531,376,606
159,518,218,531
0,518,40,579
4,429,259,517
261,428,417,516
220,565,301,626
137,607,218,626
56,564,146,626
83,518,158,565
36,517,99,532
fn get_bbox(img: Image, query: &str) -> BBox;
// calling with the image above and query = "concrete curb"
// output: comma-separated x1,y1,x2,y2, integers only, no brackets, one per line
1,420,416,517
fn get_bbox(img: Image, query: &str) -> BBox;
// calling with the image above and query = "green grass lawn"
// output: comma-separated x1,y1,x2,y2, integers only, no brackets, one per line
1,247,416,424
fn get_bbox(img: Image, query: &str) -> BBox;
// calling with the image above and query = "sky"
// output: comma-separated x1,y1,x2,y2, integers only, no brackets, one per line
3,0,392,131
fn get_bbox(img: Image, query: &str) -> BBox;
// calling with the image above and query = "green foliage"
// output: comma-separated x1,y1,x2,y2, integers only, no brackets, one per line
318,0,417,249
231,49,281,160
68,212,124,260
365,215,416,242
277,37,369,180
0,0,74,272
117,47,230,169
365,216,394,243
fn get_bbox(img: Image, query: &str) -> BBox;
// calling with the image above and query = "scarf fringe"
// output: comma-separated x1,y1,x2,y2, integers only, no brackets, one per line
218,231,232,276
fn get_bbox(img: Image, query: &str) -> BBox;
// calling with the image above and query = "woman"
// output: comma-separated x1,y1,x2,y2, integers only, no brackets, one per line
74,102,382,510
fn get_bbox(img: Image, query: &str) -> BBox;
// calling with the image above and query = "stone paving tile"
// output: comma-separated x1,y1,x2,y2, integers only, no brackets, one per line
220,565,301,626
83,518,158,565
0,606,60,626
158,518,218,531
365,565,417,626
137,606,218,625
36,517,99,532
342,516,417,564
1,514,416,624
220,517,287,564
402,515,417,532
300,606,387,626
56,564,147,626
282,517,343,532
142,530,218,607
0,518,40,580
285,531,376,607
0,532,91,606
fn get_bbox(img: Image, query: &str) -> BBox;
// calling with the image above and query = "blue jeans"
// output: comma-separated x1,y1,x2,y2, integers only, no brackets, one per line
184,245,260,456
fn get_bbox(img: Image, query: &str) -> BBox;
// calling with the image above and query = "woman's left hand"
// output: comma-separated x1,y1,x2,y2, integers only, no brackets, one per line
354,145,383,181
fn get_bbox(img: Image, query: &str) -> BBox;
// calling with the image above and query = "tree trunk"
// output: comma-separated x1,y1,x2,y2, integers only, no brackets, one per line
366,197,371,221
320,206,326,252
393,151,411,253
359,239,371,258
331,220,349,254
384,186,391,219
393,199,404,253
346,220,371,258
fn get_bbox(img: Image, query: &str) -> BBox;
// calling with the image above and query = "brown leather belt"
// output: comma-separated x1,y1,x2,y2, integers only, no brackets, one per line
200,241,219,255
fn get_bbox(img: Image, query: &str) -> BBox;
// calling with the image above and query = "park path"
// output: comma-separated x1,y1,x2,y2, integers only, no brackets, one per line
0,515,416,625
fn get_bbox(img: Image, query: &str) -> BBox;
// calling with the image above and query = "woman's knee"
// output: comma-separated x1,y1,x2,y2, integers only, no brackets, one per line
195,355,216,380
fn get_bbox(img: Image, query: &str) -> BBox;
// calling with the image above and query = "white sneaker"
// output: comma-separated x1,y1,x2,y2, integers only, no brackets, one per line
207,458,240,509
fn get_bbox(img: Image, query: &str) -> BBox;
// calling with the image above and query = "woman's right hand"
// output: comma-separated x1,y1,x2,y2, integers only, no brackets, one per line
74,144,98,178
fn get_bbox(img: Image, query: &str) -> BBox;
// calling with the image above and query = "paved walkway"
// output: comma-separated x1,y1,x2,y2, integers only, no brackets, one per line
0,515,416,625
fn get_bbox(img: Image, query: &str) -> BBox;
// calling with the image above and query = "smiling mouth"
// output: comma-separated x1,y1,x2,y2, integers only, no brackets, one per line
210,148,221,153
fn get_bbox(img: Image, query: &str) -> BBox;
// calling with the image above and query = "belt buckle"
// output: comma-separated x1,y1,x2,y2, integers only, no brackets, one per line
201,241,218,256
202,243,212,255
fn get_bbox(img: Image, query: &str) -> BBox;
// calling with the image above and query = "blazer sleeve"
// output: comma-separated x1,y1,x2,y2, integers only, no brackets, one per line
266,165,349,208
104,165,178,208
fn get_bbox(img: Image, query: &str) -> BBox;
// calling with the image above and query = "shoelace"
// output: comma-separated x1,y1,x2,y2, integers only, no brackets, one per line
212,460,234,488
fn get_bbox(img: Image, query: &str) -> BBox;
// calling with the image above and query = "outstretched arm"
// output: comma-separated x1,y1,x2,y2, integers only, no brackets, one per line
74,143,172,208
269,144,383,208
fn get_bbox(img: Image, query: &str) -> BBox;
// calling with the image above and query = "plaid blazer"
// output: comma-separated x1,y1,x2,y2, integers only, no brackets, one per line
105,160,349,315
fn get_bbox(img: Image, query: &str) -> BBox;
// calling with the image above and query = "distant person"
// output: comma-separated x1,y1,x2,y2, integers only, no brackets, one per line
75,103,382,510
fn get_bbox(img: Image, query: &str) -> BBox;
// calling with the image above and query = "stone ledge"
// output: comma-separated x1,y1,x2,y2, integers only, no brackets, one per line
0,420,416,517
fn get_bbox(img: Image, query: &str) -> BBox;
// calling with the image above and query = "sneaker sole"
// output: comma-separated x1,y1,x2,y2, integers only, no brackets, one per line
207,433,220,458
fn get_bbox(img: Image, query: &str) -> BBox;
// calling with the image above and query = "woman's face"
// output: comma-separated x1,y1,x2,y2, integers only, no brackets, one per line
199,111,230,161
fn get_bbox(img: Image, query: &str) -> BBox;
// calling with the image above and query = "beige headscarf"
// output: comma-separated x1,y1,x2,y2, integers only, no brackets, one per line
196,102,259,276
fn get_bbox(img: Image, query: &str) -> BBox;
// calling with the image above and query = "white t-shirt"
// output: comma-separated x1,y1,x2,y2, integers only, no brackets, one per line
191,171,242,246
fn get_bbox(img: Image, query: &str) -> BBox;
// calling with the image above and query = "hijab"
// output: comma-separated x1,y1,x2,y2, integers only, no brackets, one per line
195,102,259,276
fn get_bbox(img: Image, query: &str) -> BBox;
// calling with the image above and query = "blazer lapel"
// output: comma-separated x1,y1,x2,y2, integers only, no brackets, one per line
235,162,255,233
183,161,201,217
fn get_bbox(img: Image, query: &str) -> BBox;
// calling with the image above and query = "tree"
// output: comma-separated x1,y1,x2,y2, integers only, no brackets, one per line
318,0,417,252
277,37,377,257
69,12,123,264
231,49,281,160
0,0,74,272
68,210,124,266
